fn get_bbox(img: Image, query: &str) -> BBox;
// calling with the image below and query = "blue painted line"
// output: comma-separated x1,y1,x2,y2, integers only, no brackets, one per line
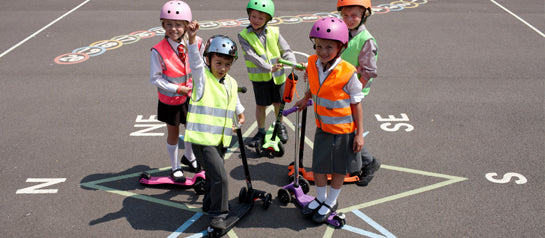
353,210,397,238
343,225,385,238
167,212,203,238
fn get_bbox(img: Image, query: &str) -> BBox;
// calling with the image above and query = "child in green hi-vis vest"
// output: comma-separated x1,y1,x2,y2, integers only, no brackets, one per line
186,21,245,230
337,0,381,187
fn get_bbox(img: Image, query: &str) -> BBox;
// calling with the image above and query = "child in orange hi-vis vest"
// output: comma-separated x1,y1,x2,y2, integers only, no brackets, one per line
294,17,364,224
149,1,203,182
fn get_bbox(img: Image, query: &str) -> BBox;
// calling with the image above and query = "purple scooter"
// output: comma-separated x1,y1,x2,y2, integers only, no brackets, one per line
277,100,346,228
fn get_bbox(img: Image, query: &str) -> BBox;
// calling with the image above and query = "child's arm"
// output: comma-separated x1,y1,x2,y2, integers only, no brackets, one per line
187,21,205,101
232,97,245,132
150,50,179,93
237,33,275,73
351,102,364,153
294,90,312,111
235,96,245,126
346,72,365,152
357,39,378,87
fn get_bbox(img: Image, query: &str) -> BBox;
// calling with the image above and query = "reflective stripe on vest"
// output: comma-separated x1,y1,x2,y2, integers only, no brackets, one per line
152,38,193,105
239,26,286,85
341,30,377,96
185,70,238,147
307,55,356,134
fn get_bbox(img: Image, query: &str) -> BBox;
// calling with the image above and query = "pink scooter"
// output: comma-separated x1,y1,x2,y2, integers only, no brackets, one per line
139,170,206,195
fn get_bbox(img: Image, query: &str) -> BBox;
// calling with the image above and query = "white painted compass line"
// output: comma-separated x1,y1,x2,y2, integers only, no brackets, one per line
0,0,92,59
490,0,545,38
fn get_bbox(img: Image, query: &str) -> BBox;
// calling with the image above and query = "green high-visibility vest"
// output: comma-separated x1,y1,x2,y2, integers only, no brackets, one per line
185,70,238,147
341,30,377,96
239,26,286,85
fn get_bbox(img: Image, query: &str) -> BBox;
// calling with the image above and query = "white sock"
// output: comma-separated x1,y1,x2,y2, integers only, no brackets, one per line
319,187,341,215
184,141,198,168
167,143,180,171
308,186,327,209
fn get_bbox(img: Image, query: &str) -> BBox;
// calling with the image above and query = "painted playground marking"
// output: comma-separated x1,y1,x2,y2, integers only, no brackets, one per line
0,0,91,59
80,164,466,238
52,0,433,65
80,122,467,238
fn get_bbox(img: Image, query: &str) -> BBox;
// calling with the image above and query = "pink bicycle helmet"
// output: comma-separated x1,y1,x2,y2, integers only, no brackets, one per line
160,0,192,21
309,17,349,45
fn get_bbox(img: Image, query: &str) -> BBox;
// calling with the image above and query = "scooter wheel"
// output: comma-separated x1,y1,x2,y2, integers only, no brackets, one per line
207,227,221,238
332,213,346,228
239,187,248,203
193,177,206,195
139,172,151,182
300,177,311,194
274,143,285,157
262,193,272,209
255,141,262,155
277,188,291,204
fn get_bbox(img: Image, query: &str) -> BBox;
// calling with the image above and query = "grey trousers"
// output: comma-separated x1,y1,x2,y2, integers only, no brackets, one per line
192,144,228,219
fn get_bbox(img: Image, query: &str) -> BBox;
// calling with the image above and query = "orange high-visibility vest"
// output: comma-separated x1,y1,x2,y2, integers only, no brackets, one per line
307,55,357,134
152,38,200,105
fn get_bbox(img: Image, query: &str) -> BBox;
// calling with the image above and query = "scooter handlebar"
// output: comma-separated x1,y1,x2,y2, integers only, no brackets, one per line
283,99,313,116
278,58,306,70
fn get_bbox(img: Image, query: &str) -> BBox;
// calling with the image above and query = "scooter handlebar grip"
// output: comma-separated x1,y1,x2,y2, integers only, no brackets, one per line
278,58,306,70
283,99,313,116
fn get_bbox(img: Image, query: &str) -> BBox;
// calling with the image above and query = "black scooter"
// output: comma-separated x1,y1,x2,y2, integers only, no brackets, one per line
207,87,272,237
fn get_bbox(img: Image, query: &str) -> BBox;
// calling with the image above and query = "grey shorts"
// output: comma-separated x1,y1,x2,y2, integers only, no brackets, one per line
311,128,361,175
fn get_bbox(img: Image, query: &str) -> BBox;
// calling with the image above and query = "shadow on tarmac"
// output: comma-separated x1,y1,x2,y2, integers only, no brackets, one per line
80,165,205,233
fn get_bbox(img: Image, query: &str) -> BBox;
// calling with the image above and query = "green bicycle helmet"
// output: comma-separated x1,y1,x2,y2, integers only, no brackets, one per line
246,0,275,20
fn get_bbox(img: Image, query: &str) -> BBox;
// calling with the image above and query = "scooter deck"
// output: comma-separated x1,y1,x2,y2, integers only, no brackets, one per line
288,166,360,183
210,202,253,237
257,123,285,158
139,171,206,186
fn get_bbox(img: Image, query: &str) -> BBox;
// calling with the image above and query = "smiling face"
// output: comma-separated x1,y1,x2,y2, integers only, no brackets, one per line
209,53,233,79
314,38,342,65
162,19,188,42
248,9,269,31
340,6,365,30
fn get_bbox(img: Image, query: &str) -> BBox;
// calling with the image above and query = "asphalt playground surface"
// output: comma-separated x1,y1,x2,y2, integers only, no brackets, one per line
1,0,544,237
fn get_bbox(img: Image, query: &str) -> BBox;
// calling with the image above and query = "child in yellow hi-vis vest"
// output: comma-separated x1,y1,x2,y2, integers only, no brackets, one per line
295,17,364,224
238,0,301,147
185,21,245,230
